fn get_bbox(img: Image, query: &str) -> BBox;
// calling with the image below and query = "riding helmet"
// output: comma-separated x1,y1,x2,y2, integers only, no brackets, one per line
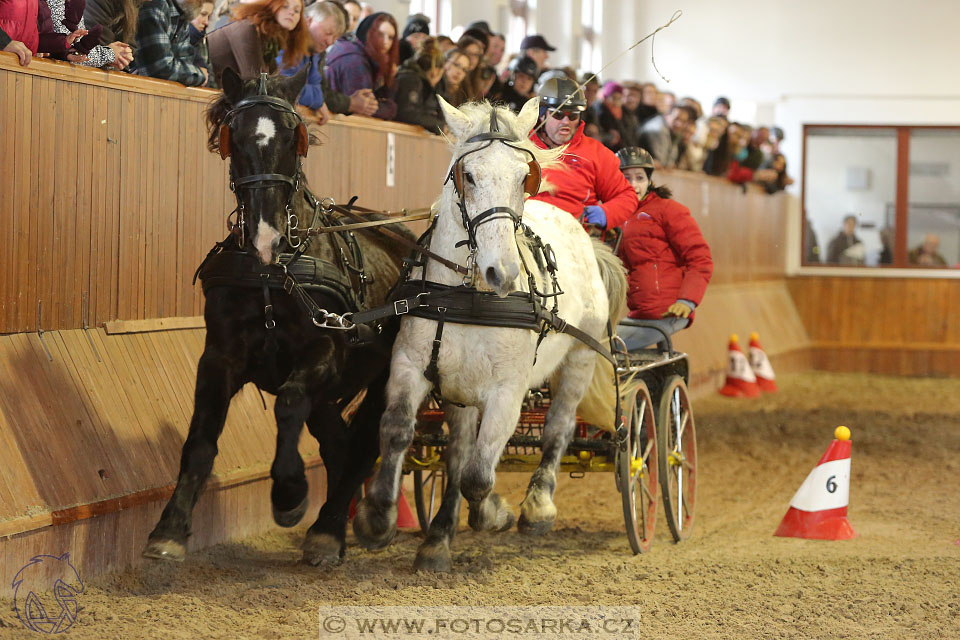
536,76,587,112
508,56,539,80
617,147,655,172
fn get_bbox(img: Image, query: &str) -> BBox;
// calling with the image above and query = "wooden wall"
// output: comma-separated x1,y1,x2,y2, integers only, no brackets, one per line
0,54,449,335
789,276,960,376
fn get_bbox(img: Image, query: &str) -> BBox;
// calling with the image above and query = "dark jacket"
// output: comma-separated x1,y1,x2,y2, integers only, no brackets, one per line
826,232,864,264
437,76,468,107
278,50,348,113
496,81,530,113
393,62,443,134
83,0,131,45
207,19,262,80
0,24,10,48
325,35,396,120
131,0,205,85
618,190,713,322
594,101,632,152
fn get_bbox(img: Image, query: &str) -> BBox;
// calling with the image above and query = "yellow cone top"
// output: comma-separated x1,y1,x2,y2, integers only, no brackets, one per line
730,333,739,343
834,425,851,441
750,332,759,341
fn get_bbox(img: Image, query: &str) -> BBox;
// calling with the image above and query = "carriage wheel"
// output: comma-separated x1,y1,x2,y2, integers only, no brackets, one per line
412,447,446,532
657,375,697,542
616,380,658,554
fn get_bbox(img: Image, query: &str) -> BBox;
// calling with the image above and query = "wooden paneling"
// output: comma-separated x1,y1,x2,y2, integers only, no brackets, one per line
0,55,449,334
0,326,328,524
673,281,810,395
788,276,960,376
666,172,789,284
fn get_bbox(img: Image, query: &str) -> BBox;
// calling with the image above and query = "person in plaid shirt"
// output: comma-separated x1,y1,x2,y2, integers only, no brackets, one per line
132,0,207,86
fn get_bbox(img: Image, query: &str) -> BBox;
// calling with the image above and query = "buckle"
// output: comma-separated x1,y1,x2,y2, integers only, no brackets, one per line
283,276,295,294
395,299,410,315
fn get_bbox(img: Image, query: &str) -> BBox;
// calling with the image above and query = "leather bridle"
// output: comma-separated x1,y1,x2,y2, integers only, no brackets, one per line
218,73,310,249
444,107,542,253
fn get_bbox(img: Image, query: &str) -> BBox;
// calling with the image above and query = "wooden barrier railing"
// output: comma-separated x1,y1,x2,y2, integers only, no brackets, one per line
0,54,449,335
0,55,803,586
789,276,960,376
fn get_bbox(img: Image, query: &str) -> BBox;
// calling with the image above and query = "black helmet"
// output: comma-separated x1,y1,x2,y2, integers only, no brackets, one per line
617,147,655,172
508,56,538,79
536,76,586,112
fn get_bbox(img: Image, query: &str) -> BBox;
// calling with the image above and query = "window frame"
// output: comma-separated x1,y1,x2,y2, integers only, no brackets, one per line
801,123,960,271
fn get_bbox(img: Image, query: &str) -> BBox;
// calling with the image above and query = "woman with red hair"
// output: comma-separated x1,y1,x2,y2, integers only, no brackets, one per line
324,11,397,120
207,0,311,81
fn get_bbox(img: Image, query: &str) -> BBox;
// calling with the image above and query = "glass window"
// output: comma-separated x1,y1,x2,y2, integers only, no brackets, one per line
804,127,897,266
907,130,960,268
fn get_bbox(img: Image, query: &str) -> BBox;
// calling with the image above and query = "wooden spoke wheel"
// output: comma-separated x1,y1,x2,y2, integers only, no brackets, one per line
411,447,446,532
657,375,697,542
616,380,658,554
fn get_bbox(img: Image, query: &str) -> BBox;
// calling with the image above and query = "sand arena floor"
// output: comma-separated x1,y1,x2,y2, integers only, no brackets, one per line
2,372,959,639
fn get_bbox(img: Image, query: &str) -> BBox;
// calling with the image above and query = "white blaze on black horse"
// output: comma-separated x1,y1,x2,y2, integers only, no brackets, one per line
141,68,412,567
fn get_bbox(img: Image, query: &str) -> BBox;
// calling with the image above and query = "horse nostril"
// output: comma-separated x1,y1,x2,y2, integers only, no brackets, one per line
485,266,501,288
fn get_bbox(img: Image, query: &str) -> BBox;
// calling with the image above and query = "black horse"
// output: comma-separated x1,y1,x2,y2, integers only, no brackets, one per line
142,67,410,566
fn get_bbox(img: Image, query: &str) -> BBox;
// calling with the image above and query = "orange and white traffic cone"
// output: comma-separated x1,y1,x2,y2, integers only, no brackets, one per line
748,332,778,393
718,334,761,397
348,482,419,530
774,426,856,540
396,489,419,530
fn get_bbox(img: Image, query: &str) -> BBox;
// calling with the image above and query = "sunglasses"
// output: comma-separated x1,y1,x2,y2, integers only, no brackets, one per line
550,110,581,122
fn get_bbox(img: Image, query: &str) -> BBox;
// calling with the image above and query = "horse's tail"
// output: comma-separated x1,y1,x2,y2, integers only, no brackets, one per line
575,240,628,433
591,238,629,325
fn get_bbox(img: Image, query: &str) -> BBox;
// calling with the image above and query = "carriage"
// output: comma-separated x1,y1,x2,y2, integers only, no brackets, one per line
403,325,698,554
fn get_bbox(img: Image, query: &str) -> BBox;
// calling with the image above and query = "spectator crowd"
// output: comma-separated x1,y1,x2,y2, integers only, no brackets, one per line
1,0,792,191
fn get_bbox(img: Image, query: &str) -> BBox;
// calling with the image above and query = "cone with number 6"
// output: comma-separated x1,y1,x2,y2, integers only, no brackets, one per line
774,426,856,540
718,334,760,397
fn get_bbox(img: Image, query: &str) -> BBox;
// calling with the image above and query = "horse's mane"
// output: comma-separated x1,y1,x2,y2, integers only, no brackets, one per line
443,101,564,173
204,76,321,154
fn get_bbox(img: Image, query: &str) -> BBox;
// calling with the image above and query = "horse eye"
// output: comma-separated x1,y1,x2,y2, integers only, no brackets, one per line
465,172,475,186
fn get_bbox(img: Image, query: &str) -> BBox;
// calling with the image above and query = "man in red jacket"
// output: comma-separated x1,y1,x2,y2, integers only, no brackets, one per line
615,147,714,351
529,77,638,230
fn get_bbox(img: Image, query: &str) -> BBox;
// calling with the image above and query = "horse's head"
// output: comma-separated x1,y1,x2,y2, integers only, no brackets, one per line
209,66,311,265
439,97,555,297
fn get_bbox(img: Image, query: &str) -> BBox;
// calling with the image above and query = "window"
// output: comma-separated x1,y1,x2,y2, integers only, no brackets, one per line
579,0,602,72
802,126,960,269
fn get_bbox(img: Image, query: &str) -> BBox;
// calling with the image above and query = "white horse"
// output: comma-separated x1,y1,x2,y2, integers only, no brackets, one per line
354,97,627,571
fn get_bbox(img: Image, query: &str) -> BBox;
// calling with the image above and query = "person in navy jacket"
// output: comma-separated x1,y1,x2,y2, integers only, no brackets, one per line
615,146,714,351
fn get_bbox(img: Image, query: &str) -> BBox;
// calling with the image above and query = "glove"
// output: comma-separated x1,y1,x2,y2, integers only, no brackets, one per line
662,301,693,319
583,205,607,228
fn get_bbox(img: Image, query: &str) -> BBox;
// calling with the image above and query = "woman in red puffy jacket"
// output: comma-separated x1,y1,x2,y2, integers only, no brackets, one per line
615,146,714,351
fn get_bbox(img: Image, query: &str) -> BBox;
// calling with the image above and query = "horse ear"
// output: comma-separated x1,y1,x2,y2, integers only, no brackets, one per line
438,95,472,141
517,97,540,137
280,64,309,106
221,67,244,104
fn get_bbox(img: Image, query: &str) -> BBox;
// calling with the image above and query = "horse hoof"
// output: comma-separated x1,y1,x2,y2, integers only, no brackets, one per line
517,515,555,536
413,540,452,572
353,498,397,550
142,538,186,562
273,495,309,528
468,494,515,532
302,533,344,568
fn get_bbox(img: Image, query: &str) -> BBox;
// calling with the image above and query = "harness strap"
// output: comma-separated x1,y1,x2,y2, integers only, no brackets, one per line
423,306,445,391
334,207,471,276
